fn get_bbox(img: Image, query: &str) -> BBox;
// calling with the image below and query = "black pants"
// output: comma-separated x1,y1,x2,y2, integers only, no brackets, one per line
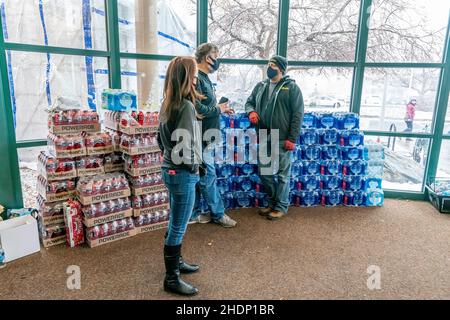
404,120,413,132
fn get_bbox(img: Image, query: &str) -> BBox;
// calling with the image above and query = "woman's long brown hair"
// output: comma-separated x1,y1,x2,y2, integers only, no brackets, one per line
160,56,203,124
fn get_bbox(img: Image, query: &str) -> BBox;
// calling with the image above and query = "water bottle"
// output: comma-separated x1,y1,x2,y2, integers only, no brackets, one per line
321,161,342,175
301,191,320,207
340,130,364,147
253,192,269,208
367,161,384,177
236,191,251,208
301,175,320,191
342,175,365,191
217,178,231,194
242,163,255,176
320,129,339,145
322,145,341,160
318,113,337,129
291,162,303,178
342,160,367,176
344,191,365,206
302,113,318,129
302,161,321,175
237,113,251,130
293,146,303,162
366,189,384,207
335,113,359,130
301,129,319,146
320,175,342,190
220,114,230,130
321,190,343,207
303,145,322,161
365,177,382,191
291,191,302,207
222,193,235,209
342,147,364,161
250,174,263,193
217,164,233,178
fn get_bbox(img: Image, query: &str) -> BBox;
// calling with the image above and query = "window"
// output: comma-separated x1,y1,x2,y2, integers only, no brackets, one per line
367,0,450,63
121,59,168,110
214,64,265,113
8,51,109,141
2,0,107,50
118,0,196,55
289,67,353,113
17,146,46,208
437,140,450,178
359,68,440,133
366,136,430,192
287,0,359,61
208,0,279,60
444,97,450,136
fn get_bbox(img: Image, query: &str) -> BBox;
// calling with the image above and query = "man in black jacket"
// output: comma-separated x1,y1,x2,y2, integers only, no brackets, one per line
246,55,304,221
191,43,237,228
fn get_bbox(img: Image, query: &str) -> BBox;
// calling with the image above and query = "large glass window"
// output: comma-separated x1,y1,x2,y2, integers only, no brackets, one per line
17,146,45,208
359,68,440,133
2,0,107,50
289,67,353,113
444,97,450,136
287,0,359,61
366,136,430,192
8,51,109,141
214,64,265,113
118,0,196,55
121,58,168,110
436,140,450,178
367,0,450,63
208,0,279,60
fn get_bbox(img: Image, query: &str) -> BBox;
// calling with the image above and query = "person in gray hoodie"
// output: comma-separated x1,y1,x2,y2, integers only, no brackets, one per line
245,55,304,221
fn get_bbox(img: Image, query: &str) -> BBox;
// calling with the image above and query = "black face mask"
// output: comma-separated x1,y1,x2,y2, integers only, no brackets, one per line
208,58,220,72
267,66,278,79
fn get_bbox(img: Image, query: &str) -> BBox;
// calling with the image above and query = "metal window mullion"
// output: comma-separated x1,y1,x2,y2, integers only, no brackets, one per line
106,0,121,88
277,0,290,57
0,13,23,208
424,13,450,183
197,0,208,46
3,42,110,57
350,0,372,114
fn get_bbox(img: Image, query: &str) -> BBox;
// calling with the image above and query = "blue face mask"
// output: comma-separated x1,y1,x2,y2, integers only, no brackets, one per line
267,66,278,79
208,58,220,72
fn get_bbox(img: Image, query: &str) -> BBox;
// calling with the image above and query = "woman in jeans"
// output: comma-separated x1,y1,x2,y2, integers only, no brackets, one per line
157,56,203,296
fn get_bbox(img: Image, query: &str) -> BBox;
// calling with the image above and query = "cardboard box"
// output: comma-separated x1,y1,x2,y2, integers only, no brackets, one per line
105,163,124,173
0,215,41,262
83,209,133,228
125,164,161,177
77,188,131,206
131,184,167,196
42,235,66,248
118,124,158,135
120,145,160,156
38,190,76,203
49,147,87,159
86,145,114,156
49,123,101,135
104,118,119,132
133,203,170,217
39,213,65,226
134,221,169,235
38,168,77,181
86,228,135,248
77,167,105,177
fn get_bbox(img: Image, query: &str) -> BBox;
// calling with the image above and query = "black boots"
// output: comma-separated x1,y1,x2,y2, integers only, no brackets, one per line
164,245,198,296
179,256,200,274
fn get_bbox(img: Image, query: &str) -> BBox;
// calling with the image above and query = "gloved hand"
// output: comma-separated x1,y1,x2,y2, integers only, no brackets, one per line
249,112,260,125
284,140,296,151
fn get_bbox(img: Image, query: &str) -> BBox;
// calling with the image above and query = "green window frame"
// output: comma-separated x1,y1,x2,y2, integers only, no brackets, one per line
0,0,449,208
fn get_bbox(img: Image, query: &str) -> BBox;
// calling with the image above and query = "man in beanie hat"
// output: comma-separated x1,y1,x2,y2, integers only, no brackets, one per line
245,55,304,221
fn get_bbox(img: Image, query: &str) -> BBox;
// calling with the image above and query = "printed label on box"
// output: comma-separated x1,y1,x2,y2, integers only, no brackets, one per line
105,163,124,173
39,191,75,203
42,235,66,248
125,165,161,177
87,229,135,248
41,215,65,225
86,146,114,156
83,209,133,227
132,184,167,196
78,189,131,205
121,145,160,156
133,203,170,217
50,123,101,135
39,169,77,181
51,148,87,159
119,125,158,135
77,167,105,177
135,221,169,235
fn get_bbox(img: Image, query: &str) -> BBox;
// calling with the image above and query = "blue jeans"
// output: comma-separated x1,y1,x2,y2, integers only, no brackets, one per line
192,146,225,220
162,168,199,246
258,140,292,214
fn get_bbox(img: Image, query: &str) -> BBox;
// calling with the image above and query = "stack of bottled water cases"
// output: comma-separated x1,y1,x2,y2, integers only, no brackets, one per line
364,141,385,206
290,112,384,207
196,113,266,212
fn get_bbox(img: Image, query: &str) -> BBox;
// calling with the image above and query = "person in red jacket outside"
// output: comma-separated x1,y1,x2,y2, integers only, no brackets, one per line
404,98,417,133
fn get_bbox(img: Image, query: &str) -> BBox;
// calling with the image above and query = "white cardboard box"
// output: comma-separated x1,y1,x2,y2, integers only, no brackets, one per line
0,215,41,262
